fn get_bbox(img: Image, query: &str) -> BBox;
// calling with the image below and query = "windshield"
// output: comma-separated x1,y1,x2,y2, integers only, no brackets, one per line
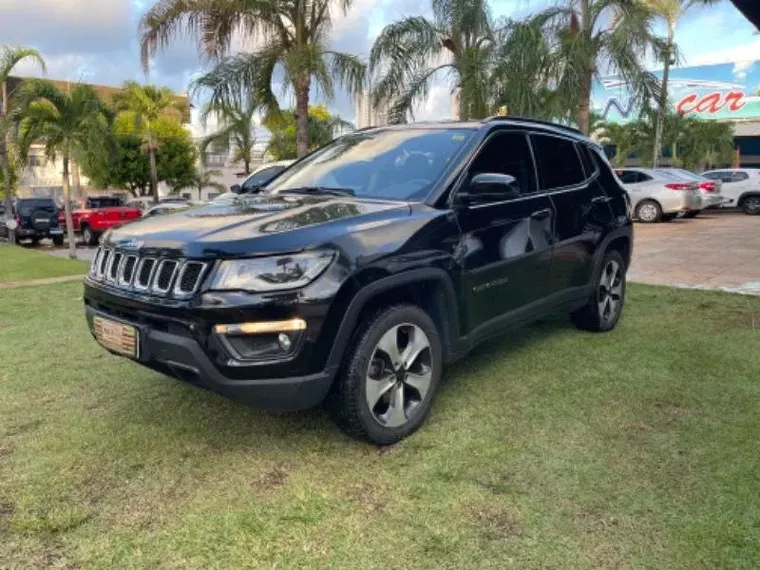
659,169,704,181
18,200,56,215
266,128,474,201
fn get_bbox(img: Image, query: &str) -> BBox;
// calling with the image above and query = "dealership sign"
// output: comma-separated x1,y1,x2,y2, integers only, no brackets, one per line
593,61,760,124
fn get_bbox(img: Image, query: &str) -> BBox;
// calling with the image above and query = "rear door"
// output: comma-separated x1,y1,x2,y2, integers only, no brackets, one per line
454,129,555,335
531,134,612,294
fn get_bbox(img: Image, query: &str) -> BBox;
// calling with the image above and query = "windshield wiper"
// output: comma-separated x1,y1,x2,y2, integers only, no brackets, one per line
278,186,356,197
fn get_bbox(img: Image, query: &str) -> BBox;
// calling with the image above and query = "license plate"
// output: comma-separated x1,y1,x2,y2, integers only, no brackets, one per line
93,316,139,358
49,228,63,234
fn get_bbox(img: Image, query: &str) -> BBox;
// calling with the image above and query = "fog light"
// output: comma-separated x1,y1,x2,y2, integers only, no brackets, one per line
214,318,306,335
277,333,292,351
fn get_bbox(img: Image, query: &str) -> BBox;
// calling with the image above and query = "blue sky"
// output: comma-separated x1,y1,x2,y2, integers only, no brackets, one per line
2,0,758,129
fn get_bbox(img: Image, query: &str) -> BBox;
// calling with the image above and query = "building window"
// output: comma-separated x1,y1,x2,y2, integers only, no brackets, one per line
27,155,46,168
203,153,226,167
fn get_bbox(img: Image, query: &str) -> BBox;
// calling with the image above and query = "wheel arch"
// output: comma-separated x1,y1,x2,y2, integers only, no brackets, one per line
738,191,760,206
325,269,462,371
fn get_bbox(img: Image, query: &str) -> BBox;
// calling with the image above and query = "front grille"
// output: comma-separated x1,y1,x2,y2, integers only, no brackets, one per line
120,256,138,286
107,252,123,282
89,247,207,298
153,260,179,293
135,258,156,290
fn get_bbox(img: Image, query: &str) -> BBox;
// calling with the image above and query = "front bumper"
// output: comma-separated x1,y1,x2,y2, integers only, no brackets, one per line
85,304,336,410
16,227,63,238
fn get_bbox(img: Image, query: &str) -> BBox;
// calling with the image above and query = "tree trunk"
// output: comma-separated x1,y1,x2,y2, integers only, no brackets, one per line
72,158,82,198
578,71,593,136
1,80,15,245
294,76,311,158
62,154,77,260
652,23,675,168
148,131,159,205
244,158,251,175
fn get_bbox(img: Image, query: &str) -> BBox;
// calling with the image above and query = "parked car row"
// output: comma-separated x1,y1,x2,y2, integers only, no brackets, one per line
615,166,760,222
1,161,296,246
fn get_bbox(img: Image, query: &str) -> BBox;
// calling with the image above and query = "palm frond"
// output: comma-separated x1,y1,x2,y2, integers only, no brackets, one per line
0,45,46,83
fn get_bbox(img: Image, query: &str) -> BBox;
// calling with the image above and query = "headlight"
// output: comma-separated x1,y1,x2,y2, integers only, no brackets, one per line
210,251,335,292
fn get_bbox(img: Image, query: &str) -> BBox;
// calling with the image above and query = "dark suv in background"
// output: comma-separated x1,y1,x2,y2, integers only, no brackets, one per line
83,118,632,444
0,198,64,245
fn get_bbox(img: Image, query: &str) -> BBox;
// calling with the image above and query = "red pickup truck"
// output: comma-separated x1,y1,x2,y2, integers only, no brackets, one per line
59,196,142,245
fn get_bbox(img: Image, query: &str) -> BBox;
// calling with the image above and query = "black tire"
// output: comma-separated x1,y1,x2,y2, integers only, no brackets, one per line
740,195,760,215
30,237,40,246
661,213,678,222
635,200,662,223
82,226,98,246
682,211,699,219
572,250,627,333
52,235,64,246
328,304,443,445
14,232,25,244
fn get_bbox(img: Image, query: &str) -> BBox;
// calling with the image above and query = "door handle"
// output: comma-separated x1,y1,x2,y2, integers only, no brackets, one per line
592,196,611,204
531,208,552,220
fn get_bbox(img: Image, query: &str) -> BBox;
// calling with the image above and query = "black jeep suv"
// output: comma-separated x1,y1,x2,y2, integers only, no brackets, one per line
83,118,632,444
0,198,64,245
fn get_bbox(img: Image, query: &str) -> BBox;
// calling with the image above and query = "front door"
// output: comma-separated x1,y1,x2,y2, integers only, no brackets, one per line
454,130,555,336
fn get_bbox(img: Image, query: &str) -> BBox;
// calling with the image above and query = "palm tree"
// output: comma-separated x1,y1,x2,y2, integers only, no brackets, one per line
1,46,46,244
175,169,226,198
679,119,734,171
113,81,186,204
370,0,494,122
544,0,664,135
644,0,719,167
14,81,108,259
597,121,640,166
199,98,259,175
139,0,366,158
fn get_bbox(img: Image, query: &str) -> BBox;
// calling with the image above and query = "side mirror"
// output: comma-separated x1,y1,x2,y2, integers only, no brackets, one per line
230,184,243,194
456,173,520,206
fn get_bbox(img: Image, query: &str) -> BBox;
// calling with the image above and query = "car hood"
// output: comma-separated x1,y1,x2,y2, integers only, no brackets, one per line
103,193,411,258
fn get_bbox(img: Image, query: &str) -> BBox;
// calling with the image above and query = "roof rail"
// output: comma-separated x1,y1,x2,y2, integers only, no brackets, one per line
484,115,584,136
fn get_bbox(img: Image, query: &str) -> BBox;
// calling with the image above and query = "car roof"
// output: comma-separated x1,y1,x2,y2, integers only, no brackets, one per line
354,117,590,141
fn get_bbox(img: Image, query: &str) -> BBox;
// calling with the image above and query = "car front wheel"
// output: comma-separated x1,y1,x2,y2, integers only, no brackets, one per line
329,304,443,445
82,226,98,246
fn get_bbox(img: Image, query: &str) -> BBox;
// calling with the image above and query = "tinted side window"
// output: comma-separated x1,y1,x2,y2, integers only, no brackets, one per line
469,131,537,195
616,170,640,184
577,143,597,178
531,134,585,190
639,173,653,182
732,171,749,182
244,166,285,190
87,197,121,208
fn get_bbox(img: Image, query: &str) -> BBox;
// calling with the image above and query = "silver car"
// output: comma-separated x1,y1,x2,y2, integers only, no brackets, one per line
701,168,760,215
615,168,702,223
656,168,725,215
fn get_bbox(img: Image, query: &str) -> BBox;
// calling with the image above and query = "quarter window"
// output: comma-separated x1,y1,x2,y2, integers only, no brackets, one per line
731,171,749,182
531,134,585,190
468,131,537,195
616,170,641,184
577,144,597,178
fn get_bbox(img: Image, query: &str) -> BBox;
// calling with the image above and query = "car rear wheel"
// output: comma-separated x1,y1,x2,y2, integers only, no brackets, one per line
741,195,760,215
52,235,64,246
661,213,678,222
329,304,442,445
635,200,662,223
572,250,626,333
682,211,699,219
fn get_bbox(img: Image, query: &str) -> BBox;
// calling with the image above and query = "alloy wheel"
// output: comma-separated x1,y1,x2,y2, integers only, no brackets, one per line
745,196,760,214
638,203,658,222
598,260,623,324
365,323,432,428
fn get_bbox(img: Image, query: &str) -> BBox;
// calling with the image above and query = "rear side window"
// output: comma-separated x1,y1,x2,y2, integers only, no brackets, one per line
616,170,641,184
732,171,749,182
576,144,597,178
531,134,585,190
87,197,122,208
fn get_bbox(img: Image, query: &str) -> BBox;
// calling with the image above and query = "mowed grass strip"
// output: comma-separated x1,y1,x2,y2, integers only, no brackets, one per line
0,243,90,283
0,282,758,569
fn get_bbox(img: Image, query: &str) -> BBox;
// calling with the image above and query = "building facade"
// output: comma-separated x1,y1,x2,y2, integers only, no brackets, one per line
593,60,760,166
355,90,390,129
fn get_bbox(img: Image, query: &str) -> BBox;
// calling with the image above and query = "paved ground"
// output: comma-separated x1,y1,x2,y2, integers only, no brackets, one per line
40,243,98,263
629,210,760,295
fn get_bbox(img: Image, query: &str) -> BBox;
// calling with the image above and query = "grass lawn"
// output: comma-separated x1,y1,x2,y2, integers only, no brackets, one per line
0,243,89,283
0,283,758,569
